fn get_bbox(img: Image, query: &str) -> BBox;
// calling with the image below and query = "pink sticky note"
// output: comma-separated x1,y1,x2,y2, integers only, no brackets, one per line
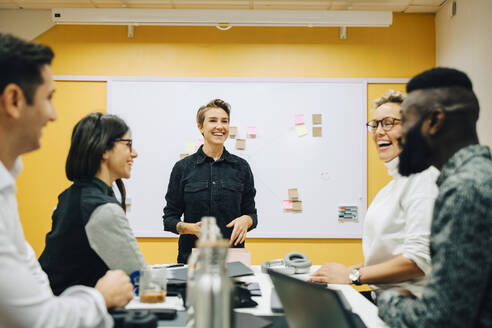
196,138,204,148
283,200,293,210
294,114,304,125
247,126,257,137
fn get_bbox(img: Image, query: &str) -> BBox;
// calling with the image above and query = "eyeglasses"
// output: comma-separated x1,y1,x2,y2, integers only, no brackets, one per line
366,117,401,133
114,138,133,151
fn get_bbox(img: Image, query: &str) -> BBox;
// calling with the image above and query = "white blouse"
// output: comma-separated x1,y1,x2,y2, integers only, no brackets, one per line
362,157,439,297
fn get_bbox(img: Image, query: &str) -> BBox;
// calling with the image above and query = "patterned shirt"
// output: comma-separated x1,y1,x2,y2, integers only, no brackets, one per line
377,145,492,328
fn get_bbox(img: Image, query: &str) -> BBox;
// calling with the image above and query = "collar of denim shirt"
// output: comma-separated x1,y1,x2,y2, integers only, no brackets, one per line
195,145,238,165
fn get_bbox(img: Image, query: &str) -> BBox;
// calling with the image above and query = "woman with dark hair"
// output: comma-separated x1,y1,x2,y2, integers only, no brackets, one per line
39,113,147,295
163,99,258,264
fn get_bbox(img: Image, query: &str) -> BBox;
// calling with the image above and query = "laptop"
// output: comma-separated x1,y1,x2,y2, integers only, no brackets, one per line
268,269,367,328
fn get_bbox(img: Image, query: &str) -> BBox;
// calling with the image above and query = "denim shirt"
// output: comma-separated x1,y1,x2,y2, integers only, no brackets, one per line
163,146,258,263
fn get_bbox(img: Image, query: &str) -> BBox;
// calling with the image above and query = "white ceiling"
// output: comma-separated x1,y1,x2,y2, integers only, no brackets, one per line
0,0,446,13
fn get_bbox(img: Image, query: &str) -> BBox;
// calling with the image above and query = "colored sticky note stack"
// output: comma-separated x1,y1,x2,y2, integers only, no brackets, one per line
236,139,246,150
229,126,238,139
247,126,257,138
284,188,302,212
312,114,322,137
294,114,307,137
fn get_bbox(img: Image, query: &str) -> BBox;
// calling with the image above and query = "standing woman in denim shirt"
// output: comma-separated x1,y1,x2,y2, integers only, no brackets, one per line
163,99,258,264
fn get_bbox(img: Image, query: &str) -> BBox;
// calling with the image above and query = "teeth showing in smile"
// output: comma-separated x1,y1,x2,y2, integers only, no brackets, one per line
213,132,224,136
377,141,392,147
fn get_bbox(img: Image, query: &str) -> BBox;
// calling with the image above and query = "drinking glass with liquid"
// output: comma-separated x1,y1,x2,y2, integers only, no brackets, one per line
139,267,167,303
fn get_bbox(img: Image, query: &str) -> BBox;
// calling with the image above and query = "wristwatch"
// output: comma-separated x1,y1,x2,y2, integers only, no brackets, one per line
349,268,362,285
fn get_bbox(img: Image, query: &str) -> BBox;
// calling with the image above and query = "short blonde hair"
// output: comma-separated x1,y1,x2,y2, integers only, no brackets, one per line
196,99,231,126
372,89,406,110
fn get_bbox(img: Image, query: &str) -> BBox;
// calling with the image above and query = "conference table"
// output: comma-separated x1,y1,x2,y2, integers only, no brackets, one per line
126,265,389,328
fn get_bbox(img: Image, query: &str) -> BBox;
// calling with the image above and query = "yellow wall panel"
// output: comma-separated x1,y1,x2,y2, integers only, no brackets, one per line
37,14,434,78
20,13,435,266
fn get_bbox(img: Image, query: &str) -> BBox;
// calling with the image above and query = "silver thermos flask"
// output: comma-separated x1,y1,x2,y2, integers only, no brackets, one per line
186,217,223,309
193,239,234,328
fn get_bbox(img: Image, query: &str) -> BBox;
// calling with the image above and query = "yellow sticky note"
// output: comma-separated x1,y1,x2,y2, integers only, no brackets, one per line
185,142,196,153
296,124,307,137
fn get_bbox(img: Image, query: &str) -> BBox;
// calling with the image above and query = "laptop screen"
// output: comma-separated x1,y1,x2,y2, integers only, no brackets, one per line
268,269,354,328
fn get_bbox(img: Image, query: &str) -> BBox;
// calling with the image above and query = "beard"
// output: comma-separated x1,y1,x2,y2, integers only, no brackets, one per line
398,122,433,177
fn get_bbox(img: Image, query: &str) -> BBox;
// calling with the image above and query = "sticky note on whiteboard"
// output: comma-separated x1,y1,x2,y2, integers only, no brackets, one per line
288,188,299,200
229,126,238,139
185,142,196,153
338,205,358,222
296,124,308,137
282,200,293,210
294,114,305,125
292,201,302,211
236,139,246,150
312,114,322,125
247,126,257,138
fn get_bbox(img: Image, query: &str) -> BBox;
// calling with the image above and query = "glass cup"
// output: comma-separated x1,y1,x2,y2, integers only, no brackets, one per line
139,266,167,303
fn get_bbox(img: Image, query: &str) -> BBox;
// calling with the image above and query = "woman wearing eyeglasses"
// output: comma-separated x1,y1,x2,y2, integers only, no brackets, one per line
39,113,147,295
309,90,439,301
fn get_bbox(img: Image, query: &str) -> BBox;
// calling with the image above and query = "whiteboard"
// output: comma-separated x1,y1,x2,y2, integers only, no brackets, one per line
108,78,367,238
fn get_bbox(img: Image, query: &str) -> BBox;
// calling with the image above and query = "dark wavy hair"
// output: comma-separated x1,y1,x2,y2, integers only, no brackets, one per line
0,33,54,104
66,113,130,210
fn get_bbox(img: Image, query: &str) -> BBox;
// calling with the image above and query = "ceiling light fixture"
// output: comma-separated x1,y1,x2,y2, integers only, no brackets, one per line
51,8,392,28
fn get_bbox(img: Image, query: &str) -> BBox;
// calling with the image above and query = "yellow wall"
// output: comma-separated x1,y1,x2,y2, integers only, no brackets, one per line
18,13,434,269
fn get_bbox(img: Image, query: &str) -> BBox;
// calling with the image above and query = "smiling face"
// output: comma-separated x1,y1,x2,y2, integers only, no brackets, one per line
17,65,57,153
103,131,138,180
371,102,402,163
198,107,230,147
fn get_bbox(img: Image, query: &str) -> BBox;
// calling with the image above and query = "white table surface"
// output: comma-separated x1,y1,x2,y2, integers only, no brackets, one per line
126,265,388,328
